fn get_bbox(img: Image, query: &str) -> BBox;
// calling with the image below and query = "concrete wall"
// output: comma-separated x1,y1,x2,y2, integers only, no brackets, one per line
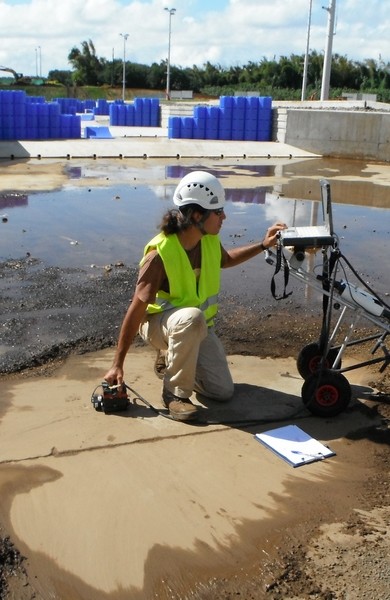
274,101,390,162
161,99,390,161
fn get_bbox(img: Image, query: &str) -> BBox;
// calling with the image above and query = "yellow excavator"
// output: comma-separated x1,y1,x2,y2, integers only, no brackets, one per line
0,66,33,84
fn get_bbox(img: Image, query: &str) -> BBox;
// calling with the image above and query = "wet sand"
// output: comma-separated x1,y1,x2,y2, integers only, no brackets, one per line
1,347,389,600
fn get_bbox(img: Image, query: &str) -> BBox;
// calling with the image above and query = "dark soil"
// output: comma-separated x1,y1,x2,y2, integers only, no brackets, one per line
0,255,321,375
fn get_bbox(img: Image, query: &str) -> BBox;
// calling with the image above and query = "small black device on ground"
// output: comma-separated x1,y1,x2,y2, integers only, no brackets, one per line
91,382,130,413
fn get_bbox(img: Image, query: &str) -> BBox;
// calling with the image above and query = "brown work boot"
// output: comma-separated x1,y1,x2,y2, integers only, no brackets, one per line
154,349,166,379
162,388,198,422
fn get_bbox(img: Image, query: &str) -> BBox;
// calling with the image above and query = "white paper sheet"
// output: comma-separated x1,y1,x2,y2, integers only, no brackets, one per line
255,425,335,467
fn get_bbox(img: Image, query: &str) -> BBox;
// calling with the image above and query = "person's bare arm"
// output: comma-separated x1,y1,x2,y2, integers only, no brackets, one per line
103,295,148,385
222,222,286,268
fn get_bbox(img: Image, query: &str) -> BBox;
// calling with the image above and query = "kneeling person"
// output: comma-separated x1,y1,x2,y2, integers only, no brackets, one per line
104,171,285,421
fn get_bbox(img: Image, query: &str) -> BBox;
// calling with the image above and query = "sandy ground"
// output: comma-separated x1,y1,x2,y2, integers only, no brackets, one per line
1,155,390,599
0,346,389,600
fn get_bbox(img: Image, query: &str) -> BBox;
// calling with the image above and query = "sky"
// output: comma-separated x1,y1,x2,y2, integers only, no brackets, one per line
0,0,389,78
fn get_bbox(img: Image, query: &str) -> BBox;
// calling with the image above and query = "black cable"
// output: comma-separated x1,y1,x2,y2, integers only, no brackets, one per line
339,252,390,311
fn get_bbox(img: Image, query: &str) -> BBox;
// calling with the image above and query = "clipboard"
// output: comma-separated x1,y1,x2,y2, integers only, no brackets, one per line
255,424,335,467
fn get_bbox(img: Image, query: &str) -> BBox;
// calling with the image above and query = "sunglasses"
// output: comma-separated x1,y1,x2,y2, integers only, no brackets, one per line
212,208,225,215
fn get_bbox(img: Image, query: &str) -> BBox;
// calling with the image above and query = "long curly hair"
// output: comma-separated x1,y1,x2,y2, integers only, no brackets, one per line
159,204,208,235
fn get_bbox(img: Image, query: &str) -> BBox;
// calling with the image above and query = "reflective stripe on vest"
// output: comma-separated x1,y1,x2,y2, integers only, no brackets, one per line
142,232,221,325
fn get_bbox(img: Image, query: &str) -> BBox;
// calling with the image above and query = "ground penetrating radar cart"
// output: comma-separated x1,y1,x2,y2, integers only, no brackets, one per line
267,179,390,417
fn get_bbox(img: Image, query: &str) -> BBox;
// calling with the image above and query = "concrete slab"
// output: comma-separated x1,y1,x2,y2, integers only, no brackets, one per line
0,349,308,464
0,346,378,598
0,130,319,160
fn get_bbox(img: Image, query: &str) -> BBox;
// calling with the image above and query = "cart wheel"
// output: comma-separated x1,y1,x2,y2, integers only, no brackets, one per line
301,369,351,417
297,342,341,380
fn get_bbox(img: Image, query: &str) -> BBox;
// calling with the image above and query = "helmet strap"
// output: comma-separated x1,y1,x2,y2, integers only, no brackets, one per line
180,206,210,235
194,210,211,235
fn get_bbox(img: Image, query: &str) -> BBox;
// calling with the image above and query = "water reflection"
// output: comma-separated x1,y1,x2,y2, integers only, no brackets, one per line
0,158,389,305
58,157,390,208
66,166,83,179
226,189,266,204
165,164,274,180
0,193,28,210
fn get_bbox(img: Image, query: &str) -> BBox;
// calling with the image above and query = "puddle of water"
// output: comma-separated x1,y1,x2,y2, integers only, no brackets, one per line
0,157,389,301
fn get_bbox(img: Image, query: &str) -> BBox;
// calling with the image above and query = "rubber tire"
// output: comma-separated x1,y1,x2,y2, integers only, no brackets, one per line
297,342,342,380
301,369,351,418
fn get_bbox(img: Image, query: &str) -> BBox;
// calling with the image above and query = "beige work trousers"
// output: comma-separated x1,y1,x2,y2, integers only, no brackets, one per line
139,307,234,401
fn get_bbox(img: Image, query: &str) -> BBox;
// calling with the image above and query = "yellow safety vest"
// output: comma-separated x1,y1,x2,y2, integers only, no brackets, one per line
142,232,221,326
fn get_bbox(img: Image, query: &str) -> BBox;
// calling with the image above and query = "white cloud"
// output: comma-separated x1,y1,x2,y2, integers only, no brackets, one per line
0,0,389,77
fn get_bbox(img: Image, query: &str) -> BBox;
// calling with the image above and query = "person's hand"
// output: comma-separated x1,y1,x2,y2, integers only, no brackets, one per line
103,365,124,386
262,222,287,248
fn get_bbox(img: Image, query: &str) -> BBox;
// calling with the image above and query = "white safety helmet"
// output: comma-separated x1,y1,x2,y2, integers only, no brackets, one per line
173,171,225,211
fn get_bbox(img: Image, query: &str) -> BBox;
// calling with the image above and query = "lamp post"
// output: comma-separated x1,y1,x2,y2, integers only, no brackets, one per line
320,0,336,100
120,33,129,102
301,0,312,101
164,7,176,100
35,46,42,77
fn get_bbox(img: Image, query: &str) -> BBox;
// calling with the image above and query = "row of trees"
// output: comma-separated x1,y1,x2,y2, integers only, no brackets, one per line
47,39,390,101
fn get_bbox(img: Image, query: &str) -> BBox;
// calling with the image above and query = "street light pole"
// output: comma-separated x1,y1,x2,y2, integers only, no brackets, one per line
320,0,336,100
120,33,129,102
301,0,312,101
38,45,42,77
164,7,176,100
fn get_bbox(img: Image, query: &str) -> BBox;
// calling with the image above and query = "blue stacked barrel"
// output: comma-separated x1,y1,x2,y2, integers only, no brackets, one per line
257,96,272,141
94,99,110,116
167,96,273,141
206,106,219,140
142,98,151,126
26,102,38,139
109,98,160,127
13,90,26,140
150,99,160,126
0,90,17,140
193,106,206,139
85,100,96,111
53,98,77,115
0,90,81,140
244,96,259,141
168,116,181,139
2,90,14,140
134,98,143,126
231,96,246,141
219,96,233,140
180,117,193,139
26,96,46,104
109,102,126,126
53,98,95,115
110,102,122,126
48,102,60,138
37,103,50,139
126,104,135,126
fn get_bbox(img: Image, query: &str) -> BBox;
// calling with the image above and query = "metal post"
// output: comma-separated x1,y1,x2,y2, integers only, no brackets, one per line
320,0,336,101
120,33,129,102
301,0,313,101
164,7,176,100
111,47,114,87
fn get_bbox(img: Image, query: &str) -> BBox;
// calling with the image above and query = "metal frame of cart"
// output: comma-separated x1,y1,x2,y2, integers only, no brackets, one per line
266,221,390,418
